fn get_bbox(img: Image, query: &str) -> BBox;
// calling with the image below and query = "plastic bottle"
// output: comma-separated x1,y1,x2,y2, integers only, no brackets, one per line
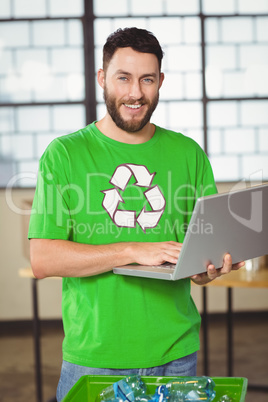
165,376,216,401
152,385,169,402
96,375,147,402
134,385,169,402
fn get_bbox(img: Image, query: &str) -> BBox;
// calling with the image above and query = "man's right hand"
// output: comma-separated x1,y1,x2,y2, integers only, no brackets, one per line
129,241,182,266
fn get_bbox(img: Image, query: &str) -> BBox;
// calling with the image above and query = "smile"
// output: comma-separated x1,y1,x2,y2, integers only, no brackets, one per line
124,104,142,109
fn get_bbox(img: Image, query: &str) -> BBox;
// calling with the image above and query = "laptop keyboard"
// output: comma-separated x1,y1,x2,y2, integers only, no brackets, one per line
150,263,175,270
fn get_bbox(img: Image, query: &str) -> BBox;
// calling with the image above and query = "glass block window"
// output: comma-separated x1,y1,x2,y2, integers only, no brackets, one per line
203,0,268,14
205,13,268,181
0,19,84,104
208,100,268,180
93,0,200,16
205,17,268,98
0,1,85,187
0,105,86,187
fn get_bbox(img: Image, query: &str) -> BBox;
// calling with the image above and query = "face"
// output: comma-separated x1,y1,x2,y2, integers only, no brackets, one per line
98,47,164,133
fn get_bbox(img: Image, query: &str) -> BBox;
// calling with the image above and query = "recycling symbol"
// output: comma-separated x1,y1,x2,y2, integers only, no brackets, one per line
101,164,166,232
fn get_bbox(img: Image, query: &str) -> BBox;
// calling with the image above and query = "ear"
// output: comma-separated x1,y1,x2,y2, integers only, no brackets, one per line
97,68,105,89
158,72,165,89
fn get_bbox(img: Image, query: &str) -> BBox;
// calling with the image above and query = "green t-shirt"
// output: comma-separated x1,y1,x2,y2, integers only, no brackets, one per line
28,122,217,369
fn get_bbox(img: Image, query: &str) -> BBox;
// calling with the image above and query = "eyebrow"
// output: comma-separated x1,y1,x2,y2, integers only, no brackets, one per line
115,70,158,78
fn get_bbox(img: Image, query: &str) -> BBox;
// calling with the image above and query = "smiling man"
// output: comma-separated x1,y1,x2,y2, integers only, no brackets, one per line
28,28,243,401
98,46,164,139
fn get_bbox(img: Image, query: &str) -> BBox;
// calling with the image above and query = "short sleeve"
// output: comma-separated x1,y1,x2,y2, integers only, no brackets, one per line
28,139,72,240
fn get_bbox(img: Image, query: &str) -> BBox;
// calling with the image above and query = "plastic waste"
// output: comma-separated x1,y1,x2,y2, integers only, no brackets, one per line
96,375,147,402
165,376,216,401
133,385,169,402
218,396,232,402
96,375,216,402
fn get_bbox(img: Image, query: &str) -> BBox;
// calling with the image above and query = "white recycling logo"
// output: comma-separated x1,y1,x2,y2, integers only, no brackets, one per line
101,164,166,232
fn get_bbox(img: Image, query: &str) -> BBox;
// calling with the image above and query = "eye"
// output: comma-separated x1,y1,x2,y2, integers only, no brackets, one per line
143,78,154,84
118,76,128,81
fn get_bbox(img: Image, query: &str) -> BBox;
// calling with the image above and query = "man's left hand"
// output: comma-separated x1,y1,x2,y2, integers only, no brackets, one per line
191,253,245,285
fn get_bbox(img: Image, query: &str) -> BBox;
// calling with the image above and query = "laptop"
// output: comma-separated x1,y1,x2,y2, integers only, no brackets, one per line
113,183,268,280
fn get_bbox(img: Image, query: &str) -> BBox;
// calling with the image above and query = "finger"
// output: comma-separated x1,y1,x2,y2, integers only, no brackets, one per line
224,253,232,265
207,264,218,280
166,241,183,246
163,246,183,262
191,273,203,281
191,272,210,285
162,252,179,264
159,243,182,260
232,261,245,270
165,242,183,251
220,253,233,274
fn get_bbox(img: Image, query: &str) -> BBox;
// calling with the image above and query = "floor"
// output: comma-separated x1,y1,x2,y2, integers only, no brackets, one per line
0,314,268,402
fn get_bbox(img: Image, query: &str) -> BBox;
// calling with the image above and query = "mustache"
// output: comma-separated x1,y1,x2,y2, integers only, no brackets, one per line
121,98,146,104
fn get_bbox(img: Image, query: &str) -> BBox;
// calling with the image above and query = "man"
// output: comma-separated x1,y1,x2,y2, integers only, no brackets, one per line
28,28,244,401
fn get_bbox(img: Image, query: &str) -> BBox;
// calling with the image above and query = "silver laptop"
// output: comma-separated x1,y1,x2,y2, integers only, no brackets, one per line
113,183,268,280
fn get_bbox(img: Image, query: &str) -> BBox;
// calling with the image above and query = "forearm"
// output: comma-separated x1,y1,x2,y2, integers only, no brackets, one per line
30,238,181,279
30,239,134,279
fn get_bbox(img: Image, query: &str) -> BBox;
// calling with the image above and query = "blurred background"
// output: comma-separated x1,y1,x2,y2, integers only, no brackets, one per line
0,0,268,401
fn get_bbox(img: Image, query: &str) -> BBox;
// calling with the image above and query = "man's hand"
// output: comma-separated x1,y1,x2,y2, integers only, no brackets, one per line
191,253,245,285
131,241,183,266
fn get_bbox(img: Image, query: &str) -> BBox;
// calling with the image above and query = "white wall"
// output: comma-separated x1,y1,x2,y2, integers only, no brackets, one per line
0,183,268,321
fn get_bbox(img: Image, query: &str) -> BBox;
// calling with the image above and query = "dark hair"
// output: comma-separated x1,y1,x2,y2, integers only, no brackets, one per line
103,27,164,71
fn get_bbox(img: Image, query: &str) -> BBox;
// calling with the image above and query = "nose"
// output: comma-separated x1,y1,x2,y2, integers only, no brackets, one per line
129,80,143,100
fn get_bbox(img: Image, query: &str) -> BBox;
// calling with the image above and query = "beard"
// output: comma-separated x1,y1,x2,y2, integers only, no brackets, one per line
103,86,159,133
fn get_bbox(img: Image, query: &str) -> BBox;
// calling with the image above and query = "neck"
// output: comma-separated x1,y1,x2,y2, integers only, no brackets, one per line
95,114,155,144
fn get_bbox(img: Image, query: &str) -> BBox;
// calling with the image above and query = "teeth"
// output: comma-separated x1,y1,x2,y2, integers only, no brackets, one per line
124,104,142,109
